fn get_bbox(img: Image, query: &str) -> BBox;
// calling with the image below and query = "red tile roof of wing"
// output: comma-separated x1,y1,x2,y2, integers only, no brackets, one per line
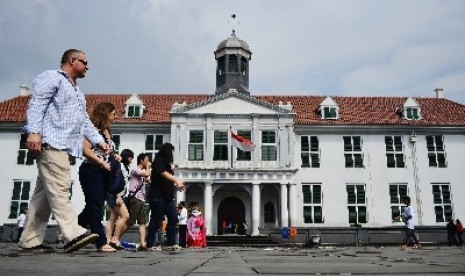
2,94,465,126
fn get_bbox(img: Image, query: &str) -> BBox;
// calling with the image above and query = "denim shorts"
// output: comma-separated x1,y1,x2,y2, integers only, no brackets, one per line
106,193,117,208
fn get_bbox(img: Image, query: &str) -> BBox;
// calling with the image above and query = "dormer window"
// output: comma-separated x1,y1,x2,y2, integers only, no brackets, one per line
323,107,337,119
319,96,339,119
124,93,146,118
403,97,421,120
127,105,141,118
405,107,420,120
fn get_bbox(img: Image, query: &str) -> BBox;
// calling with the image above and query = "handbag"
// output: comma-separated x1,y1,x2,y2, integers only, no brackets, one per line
123,180,144,208
105,155,125,194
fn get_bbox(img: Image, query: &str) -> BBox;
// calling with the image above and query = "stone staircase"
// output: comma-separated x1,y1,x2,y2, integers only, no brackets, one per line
206,235,279,247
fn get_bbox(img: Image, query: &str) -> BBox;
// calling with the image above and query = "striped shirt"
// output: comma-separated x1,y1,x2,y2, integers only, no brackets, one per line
23,70,103,157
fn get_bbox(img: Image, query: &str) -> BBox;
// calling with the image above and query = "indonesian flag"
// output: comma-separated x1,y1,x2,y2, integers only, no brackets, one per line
231,132,256,152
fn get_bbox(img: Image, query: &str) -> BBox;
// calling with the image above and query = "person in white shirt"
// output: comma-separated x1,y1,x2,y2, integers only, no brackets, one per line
177,201,188,247
401,196,421,249
16,208,28,242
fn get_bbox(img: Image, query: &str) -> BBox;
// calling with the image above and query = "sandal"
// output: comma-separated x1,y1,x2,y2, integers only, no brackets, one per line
108,242,124,250
99,244,117,252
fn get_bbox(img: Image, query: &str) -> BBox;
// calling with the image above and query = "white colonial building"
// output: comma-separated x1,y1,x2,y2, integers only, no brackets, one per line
1,32,465,244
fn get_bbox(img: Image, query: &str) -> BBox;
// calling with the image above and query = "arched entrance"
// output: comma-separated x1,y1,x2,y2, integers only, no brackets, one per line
217,197,245,235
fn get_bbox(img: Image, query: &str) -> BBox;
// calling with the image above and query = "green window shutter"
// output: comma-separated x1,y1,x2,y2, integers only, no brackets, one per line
435,206,444,222
310,153,320,168
314,206,323,223
145,135,154,150
444,205,453,221
348,206,357,223
426,136,435,151
345,154,353,168
358,206,367,223
301,136,309,151
302,185,312,204
389,185,399,204
343,136,352,151
356,185,365,204
313,185,322,204
303,206,313,223
385,136,393,151
428,153,438,167
386,154,395,168
17,150,25,165
301,153,310,167
391,206,400,219
394,136,403,151
354,154,363,168
347,186,356,204
442,185,451,203
353,136,362,151
396,154,405,167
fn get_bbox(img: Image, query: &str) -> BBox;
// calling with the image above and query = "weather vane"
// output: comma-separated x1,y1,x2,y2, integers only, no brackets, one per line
228,14,240,36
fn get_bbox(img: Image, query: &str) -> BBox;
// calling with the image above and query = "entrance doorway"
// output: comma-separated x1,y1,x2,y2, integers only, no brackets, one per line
217,197,245,235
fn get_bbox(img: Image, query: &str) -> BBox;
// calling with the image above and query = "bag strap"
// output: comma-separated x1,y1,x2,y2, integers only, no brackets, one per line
128,179,144,198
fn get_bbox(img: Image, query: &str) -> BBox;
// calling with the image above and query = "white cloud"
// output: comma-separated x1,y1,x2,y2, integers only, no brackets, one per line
1,0,464,104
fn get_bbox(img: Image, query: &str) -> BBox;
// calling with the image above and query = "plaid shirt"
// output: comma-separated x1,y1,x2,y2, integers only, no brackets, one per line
23,70,103,157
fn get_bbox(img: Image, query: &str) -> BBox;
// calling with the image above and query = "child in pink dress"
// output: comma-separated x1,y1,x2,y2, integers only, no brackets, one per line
186,205,206,248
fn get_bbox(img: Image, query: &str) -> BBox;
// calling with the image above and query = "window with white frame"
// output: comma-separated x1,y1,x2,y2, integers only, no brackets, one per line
188,130,204,161
127,105,142,118
213,130,228,161
261,130,277,161
302,184,323,223
17,134,34,165
145,134,164,161
346,184,367,224
389,183,408,221
322,107,338,119
432,184,453,222
301,136,320,168
426,135,446,168
405,107,420,120
343,136,363,168
236,130,252,161
385,136,405,168
8,180,31,219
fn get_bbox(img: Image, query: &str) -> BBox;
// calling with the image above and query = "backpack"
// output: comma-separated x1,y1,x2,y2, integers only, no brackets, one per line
105,155,125,194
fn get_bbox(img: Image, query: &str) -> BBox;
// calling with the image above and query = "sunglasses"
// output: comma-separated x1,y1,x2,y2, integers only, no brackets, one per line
77,59,88,66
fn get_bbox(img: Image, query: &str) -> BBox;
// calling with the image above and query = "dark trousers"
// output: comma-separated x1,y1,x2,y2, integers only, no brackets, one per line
178,224,187,247
78,163,107,248
147,197,178,247
16,227,24,242
405,228,419,245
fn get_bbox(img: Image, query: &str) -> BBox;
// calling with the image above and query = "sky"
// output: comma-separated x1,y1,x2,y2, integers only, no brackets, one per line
1,0,465,104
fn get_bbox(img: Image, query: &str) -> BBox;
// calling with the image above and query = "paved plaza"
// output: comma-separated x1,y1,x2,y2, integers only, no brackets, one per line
0,243,464,275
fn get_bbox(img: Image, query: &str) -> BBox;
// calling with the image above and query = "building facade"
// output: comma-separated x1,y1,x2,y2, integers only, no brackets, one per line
1,32,465,244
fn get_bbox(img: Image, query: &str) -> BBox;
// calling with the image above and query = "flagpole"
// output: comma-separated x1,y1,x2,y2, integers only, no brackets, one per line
230,126,233,169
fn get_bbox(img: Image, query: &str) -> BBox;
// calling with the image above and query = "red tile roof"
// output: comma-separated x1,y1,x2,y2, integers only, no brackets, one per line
1,94,465,126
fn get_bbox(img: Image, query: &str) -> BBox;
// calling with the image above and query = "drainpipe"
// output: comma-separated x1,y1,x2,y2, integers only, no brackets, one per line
410,131,422,225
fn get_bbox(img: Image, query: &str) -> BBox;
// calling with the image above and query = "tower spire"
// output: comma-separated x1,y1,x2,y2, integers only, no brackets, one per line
228,14,239,36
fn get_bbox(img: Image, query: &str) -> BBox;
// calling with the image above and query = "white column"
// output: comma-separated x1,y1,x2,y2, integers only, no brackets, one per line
280,183,289,227
288,183,297,227
251,182,261,236
204,182,213,235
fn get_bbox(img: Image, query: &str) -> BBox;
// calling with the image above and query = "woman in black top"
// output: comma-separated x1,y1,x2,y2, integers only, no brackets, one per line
147,143,185,250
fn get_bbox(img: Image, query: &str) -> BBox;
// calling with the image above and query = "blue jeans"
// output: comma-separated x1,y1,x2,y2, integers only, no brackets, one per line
147,197,178,247
78,162,107,248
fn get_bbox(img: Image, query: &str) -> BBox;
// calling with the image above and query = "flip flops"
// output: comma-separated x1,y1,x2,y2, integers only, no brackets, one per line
108,242,124,250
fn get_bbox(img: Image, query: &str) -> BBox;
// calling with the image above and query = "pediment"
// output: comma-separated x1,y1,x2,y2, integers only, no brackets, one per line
171,92,293,115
